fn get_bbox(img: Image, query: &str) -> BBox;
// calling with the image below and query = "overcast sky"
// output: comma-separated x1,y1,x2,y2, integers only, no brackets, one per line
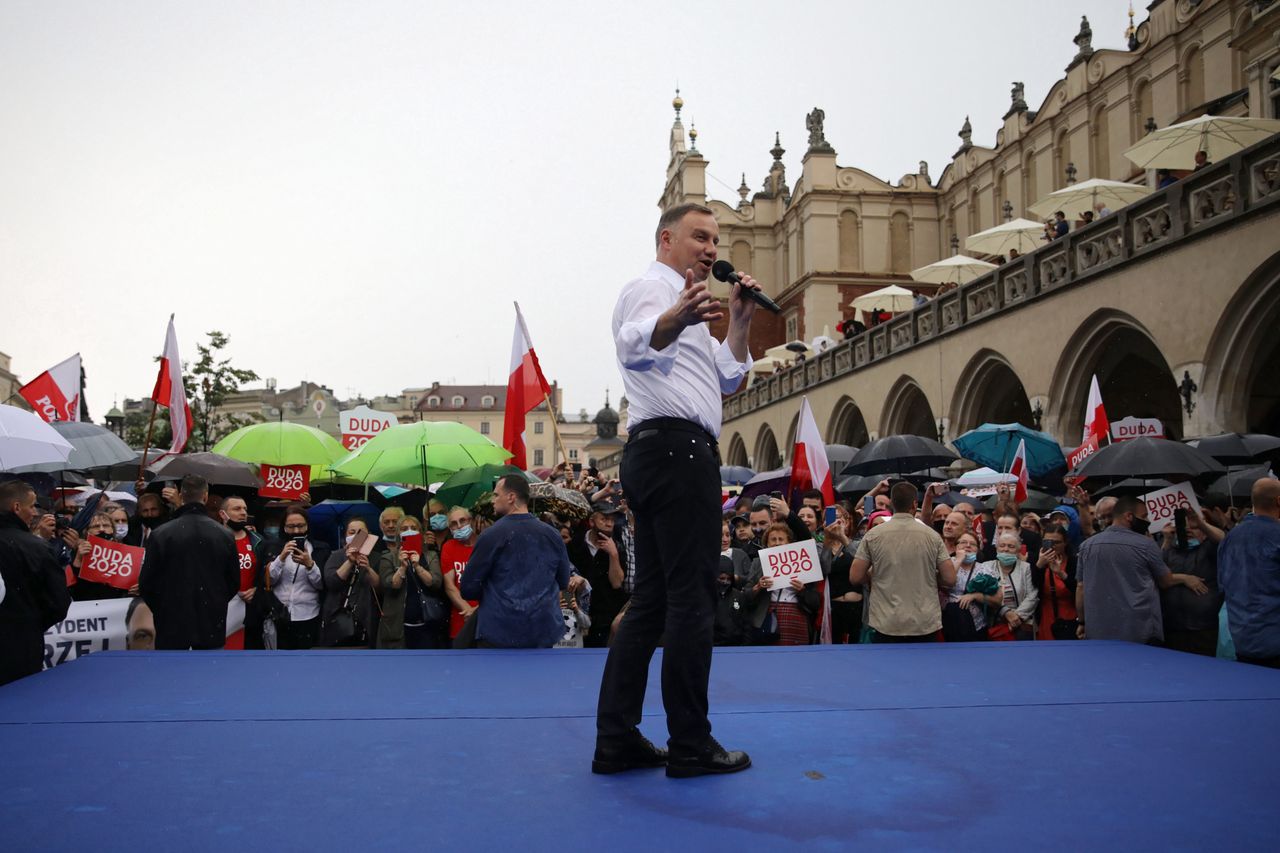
1,0,1128,422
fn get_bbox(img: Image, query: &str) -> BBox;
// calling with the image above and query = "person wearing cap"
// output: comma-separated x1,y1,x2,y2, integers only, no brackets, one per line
595,202,759,778
569,498,629,648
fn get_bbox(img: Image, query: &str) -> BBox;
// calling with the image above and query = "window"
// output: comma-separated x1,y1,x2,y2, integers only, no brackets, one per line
479,421,490,435
569,448,579,460
481,395,495,408
533,449,544,466
427,396,440,408
534,421,544,435
785,312,799,342
451,395,464,407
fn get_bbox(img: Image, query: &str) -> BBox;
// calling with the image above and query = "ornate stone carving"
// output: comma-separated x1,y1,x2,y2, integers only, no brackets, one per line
956,115,973,156
1068,15,1094,69
916,311,935,340
1076,226,1124,272
1133,205,1173,250
1039,248,1070,289
966,283,998,317
1189,175,1236,227
1003,269,1030,303
1252,154,1280,201
1010,82,1027,113
940,297,962,331
806,108,834,153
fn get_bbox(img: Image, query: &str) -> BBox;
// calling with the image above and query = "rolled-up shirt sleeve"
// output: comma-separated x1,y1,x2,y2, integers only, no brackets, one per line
615,284,679,375
714,338,752,394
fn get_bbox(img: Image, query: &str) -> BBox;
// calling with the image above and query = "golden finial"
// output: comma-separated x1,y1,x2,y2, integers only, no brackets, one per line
672,87,683,118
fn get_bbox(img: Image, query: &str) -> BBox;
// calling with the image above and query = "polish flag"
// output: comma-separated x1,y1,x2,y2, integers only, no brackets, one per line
18,353,82,423
150,315,193,455
1008,438,1029,504
788,397,834,644
502,302,552,470
1083,374,1110,445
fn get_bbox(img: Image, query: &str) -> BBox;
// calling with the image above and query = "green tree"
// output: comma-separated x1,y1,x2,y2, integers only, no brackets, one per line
124,331,261,452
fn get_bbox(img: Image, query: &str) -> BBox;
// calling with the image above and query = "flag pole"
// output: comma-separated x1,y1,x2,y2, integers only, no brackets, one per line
514,301,569,468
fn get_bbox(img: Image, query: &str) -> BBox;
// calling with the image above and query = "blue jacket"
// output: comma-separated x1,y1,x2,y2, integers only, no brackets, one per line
1218,514,1280,659
460,513,572,648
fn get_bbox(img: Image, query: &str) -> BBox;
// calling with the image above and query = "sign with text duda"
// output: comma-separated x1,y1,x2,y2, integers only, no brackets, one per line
1141,483,1202,535
339,405,398,451
79,536,144,590
1068,434,1101,472
759,539,823,591
259,464,310,500
1111,416,1164,442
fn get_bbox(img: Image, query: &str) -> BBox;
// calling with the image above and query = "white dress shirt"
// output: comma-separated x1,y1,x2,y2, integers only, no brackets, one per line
613,261,752,437
269,541,323,622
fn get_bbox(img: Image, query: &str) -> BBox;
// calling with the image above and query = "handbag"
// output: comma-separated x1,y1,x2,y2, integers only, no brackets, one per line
320,567,367,647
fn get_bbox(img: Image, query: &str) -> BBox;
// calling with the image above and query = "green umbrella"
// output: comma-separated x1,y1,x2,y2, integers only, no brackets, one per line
211,422,348,467
435,464,541,509
330,421,512,486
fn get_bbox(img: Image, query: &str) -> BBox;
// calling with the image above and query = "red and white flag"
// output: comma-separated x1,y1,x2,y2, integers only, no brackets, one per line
18,353,81,423
502,302,552,470
1083,374,1109,445
1008,438,1029,504
150,315,193,455
788,397,834,644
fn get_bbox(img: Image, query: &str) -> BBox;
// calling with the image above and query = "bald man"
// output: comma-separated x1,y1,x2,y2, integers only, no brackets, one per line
1218,478,1280,668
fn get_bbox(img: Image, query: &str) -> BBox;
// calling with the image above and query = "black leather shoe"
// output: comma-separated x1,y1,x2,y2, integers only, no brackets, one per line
666,737,751,778
592,731,668,774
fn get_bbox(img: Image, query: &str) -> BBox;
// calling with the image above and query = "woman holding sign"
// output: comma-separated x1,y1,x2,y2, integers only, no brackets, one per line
71,512,134,601
748,523,822,645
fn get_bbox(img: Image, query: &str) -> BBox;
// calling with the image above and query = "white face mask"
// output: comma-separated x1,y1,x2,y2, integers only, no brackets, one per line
114,522,130,539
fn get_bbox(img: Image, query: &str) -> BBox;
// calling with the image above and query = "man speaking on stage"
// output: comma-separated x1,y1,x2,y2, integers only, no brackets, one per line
594,203,761,778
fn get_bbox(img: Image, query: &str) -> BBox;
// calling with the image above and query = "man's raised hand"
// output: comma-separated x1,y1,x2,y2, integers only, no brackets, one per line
674,268,723,326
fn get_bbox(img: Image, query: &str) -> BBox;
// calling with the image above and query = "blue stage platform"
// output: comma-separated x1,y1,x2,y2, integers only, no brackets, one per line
2,642,1277,851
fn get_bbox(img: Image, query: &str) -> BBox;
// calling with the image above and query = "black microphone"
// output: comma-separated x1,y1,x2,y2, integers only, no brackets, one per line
711,260,782,313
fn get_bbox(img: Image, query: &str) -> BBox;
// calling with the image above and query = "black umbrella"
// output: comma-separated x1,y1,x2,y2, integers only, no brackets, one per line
8,421,135,475
739,466,791,500
982,488,1058,514
1205,464,1275,500
1185,433,1280,466
1093,478,1174,498
84,448,167,483
824,444,859,472
840,435,958,477
937,492,986,510
150,452,261,488
1069,437,1224,483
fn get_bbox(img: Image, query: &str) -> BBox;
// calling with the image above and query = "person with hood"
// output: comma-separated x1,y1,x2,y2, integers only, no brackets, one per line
139,475,239,650
0,480,72,685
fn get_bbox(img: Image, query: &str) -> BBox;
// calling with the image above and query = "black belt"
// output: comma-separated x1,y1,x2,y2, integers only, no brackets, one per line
628,417,717,449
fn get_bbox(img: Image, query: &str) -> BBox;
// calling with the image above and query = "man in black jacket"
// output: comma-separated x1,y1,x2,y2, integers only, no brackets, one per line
139,475,239,650
0,480,72,685
568,501,629,648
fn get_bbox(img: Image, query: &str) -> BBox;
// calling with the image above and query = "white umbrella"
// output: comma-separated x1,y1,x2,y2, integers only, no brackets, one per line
964,218,1046,257
953,467,1017,487
910,256,998,286
0,405,75,471
1123,114,1280,170
70,488,137,507
749,356,784,376
850,284,918,314
1028,178,1151,219
810,325,837,353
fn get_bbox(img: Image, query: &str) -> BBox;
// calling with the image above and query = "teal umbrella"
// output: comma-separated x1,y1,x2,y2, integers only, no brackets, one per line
434,463,541,509
952,423,1066,479
330,421,512,486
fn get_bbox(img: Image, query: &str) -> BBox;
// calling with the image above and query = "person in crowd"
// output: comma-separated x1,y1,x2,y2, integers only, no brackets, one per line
1093,200,1111,218
1035,524,1078,640
720,521,752,587
377,515,444,649
796,505,821,541
981,510,1043,577
823,505,861,643
460,475,572,648
319,518,381,648
1077,210,1095,228
929,503,952,531
106,504,131,541
1218,479,1280,667
125,597,156,651
748,522,821,645
1090,496,1117,534
1075,495,1206,644
1193,149,1210,170
859,479,894,518
850,481,956,642
1156,168,1177,189
730,515,753,549
261,504,330,650
69,511,134,600
1020,513,1042,536
0,480,72,685
568,501,629,647
1052,210,1069,239
1160,508,1225,656
424,499,449,553
441,506,479,644
941,531,1001,641
139,475,239,651
375,506,405,555
124,491,169,546
219,496,264,648
940,510,968,558
986,532,1039,640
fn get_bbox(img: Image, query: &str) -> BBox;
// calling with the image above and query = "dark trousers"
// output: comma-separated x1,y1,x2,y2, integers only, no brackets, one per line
277,616,319,650
1164,627,1218,657
596,421,721,753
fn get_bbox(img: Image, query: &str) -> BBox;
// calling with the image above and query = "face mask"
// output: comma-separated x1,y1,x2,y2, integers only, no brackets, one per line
996,552,1018,567
226,519,248,532
141,516,161,528
344,534,357,545
1185,538,1201,550
383,533,399,542
114,522,130,539
452,525,473,541
962,553,977,565
428,514,448,531
1130,517,1151,536
264,526,281,539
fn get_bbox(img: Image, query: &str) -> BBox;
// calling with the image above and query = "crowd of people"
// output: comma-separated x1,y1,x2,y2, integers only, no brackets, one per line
2,455,1279,685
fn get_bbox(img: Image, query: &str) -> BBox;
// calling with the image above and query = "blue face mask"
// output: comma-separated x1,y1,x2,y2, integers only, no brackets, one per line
428,514,448,531
1185,538,1201,550
962,553,977,565
996,552,1018,567
452,525,473,541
